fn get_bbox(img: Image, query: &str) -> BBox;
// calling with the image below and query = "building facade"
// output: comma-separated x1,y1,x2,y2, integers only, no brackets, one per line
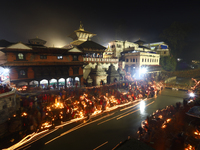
0,39,85,88
64,23,119,85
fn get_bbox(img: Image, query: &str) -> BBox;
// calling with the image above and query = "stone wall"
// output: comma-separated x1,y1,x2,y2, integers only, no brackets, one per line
0,90,18,124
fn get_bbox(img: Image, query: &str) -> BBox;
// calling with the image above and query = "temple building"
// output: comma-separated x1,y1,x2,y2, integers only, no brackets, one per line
64,22,119,85
0,38,85,88
108,39,162,79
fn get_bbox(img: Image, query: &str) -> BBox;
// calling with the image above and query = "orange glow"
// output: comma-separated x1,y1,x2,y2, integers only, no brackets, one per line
162,124,166,128
194,130,200,135
166,118,171,123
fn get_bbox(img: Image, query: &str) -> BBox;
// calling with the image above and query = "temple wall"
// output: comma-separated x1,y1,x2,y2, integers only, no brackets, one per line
83,62,118,80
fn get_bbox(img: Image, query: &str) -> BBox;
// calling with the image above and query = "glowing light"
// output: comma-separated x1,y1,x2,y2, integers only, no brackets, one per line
140,67,147,74
194,130,200,135
189,92,195,97
140,101,145,114
162,124,166,128
21,112,27,117
166,118,171,123
4,68,9,73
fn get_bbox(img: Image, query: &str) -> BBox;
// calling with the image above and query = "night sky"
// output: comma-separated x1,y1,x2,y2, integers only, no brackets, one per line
0,0,200,60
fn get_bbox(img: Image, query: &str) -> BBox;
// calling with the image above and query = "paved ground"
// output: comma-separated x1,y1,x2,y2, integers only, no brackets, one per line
6,89,187,150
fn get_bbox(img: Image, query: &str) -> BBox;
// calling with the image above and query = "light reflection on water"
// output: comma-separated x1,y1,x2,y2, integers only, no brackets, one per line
140,100,145,114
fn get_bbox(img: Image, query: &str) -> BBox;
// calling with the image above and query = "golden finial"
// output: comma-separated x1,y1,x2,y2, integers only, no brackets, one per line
79,21,84,31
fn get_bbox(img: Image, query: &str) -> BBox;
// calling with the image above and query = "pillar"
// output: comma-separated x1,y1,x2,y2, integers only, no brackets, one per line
65,78,67,89
57,79,59,89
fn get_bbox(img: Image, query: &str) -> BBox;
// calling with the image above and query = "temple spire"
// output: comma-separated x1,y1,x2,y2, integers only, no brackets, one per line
79,21,84,31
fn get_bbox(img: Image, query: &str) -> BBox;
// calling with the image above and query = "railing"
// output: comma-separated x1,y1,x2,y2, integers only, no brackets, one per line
83,57,118,63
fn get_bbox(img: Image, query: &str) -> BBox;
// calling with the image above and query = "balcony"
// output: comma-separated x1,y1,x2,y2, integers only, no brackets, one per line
83,57,118,63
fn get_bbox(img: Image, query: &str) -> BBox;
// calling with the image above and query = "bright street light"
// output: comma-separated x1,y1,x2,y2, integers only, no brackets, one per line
4,68,9,73
189,92,195,97
140,67,147,74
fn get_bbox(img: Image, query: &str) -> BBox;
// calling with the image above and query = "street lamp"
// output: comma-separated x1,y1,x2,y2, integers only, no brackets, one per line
4,68,10,73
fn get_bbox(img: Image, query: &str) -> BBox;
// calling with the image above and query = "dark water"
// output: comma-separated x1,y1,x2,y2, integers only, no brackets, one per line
168,77,195,86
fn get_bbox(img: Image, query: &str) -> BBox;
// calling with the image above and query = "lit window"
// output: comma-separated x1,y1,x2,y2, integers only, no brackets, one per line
18,53,24,59
57,56,63,60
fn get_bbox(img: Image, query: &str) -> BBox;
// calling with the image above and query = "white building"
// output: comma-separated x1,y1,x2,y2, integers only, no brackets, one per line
123,52,160,77
108,39,152,58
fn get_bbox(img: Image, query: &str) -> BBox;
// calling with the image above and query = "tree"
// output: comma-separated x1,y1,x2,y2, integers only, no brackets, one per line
160,21,191,58
160,56,177,71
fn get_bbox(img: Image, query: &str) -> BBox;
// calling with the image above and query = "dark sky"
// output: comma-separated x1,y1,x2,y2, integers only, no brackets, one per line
0,0,200,60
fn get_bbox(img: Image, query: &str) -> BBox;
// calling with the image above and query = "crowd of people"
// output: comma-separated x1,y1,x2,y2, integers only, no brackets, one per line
138,88,200,149
10,80,163,134
0,83,12,94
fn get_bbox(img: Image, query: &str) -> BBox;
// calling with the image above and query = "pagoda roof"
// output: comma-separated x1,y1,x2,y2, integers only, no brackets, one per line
28,38,47,46
69,40,85,46
77,41,106,50
134,39,145,44
1,46,85,55
68,22,96,41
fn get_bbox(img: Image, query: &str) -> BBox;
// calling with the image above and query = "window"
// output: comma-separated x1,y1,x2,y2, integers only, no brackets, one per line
19,70,26,78
18,53,24,60
73,55,78,61
147,59,149,62
40,55,47,59
150,59,151,62
145,59,146,62
126,59,129,62
73,68,79,75
136,59,137,63
142,59,144,62
130,59,132,62
133,59,135,62
164,51,166,54
111,45,115,48
57,56,63,60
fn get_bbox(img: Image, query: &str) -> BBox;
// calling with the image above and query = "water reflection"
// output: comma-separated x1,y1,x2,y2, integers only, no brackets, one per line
140,100,145,114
